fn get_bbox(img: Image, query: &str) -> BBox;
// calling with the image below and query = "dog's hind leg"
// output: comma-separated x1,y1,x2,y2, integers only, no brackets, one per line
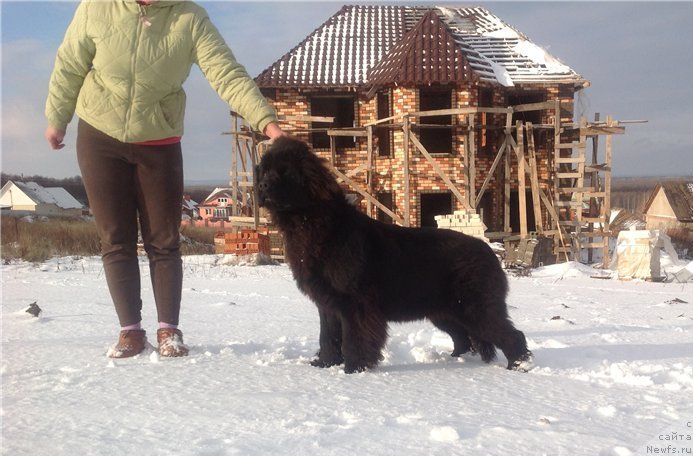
311,309,344,368
476,310,533,371
428,317,472,357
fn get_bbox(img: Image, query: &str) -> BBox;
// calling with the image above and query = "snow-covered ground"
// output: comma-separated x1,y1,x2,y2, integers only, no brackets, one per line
2,255,692,456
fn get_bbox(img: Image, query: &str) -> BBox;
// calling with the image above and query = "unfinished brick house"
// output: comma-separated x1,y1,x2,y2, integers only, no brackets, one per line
241,5,625,262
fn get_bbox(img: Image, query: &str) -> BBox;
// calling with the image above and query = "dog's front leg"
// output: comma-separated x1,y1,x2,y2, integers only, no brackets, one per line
340,306,388,374
310,308,344,368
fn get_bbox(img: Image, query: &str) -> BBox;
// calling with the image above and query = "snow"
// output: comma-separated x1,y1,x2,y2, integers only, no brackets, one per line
2,256,692,455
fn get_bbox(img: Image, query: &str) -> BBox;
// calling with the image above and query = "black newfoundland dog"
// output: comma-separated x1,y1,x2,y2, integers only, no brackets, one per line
257,137,533,374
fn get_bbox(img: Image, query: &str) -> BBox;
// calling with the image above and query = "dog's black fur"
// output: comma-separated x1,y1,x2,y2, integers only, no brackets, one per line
257,137,532,373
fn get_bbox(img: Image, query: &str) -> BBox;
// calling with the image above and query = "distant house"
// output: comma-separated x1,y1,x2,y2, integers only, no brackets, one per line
197,188,243,222
642,181,693,231
182,194,199,220
0,181,84,217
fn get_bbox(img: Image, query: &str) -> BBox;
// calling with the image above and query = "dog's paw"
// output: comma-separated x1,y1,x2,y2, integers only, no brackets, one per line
310,357,343,368
343,363,368,374
507,351,534,372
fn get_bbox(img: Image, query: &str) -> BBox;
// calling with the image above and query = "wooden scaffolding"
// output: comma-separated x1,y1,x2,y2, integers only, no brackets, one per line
226,100,631,266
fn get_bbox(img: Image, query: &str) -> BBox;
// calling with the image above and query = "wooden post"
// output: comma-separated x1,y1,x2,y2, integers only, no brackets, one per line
230,114,238,216
330,135,336,166
250,135,259,230
526,122,543,234
463,115,471,209
504,111,512,233
468,114,476,210
603,115,614,268
367,125,374,217
402,115,411,227
588,113,600,263
410,132,471,210
516,120,528,238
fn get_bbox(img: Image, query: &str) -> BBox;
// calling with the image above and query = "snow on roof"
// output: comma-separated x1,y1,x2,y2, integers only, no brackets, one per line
255,5,587,89
15,181,83,209
256,5,405,87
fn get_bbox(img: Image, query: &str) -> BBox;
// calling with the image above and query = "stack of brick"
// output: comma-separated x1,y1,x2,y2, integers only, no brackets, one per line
214,230,271,256
435,210,489,242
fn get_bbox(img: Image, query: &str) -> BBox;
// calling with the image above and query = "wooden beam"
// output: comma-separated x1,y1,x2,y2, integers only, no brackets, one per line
409,131,472,210
364,115,399,127
584,126,625,136
504,111,512,233
475,139,507,207
603,115,614,268
515,121,528,238
328,164,404,225
411,107,510,118
402,116,411,227
526,123,544,233
512,101,555,112
468,114,476,209
327,129,369,137
278,114,335,123
367,126,374,217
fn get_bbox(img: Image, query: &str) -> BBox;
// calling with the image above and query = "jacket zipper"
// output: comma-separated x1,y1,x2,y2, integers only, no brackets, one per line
123,4,147,139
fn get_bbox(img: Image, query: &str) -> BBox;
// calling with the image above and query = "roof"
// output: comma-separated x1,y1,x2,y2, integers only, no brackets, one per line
255,5,587,89
200,188,235,206
6,181,83,209
643,181,693,222
368,9,477,86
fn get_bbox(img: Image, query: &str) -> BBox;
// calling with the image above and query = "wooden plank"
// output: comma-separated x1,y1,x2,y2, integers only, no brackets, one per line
581,242,609,249
328,164,404,225
585,164,611,173
583,217,606,223
556,172,582,179
555,142,583,149
584,126,625,135
475,139,508,207
554,201,582,208
409,132,472,210
279,114,334,123
363,114,399,127
504,110,512,233
366,126,374,216
555,156,585,164
403,116,411,227
603,115,614,268
578,231,612,238
468,114,476,209
556,187,595,194
329,136,336,165
412,107,510,118
512,101,556,112
526,122,543,233
327,129,369,137
334,163,368,183
515,121,528,238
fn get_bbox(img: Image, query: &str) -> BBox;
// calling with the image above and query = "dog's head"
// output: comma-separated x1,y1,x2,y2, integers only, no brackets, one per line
256,137,344,212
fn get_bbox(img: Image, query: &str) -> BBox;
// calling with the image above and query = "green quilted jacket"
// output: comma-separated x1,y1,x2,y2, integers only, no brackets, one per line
45,0,277,142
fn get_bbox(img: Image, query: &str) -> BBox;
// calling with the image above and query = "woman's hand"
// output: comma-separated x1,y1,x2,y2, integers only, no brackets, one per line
45,126,66,150
263,122,287,140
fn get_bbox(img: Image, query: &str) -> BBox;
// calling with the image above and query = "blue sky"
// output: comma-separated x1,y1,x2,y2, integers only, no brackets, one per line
1,1,692,181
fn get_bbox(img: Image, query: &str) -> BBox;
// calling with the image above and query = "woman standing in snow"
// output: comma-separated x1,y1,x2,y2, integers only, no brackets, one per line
44,0,285,358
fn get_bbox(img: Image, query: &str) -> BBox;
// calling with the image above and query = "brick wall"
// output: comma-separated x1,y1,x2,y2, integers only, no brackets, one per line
267,82,576,229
